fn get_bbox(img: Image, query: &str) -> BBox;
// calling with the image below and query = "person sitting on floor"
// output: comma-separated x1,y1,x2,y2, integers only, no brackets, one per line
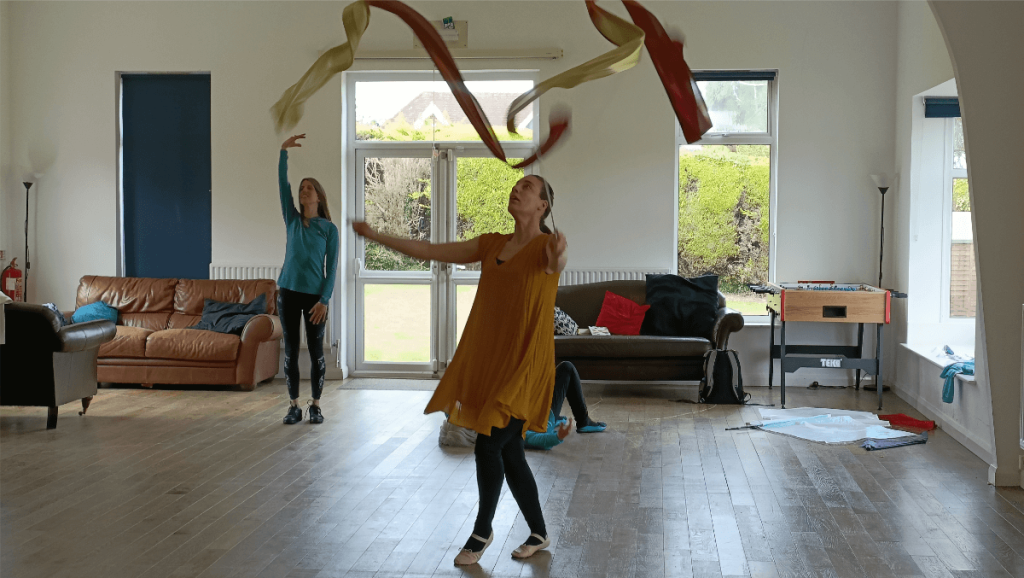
524,361,607,451
439,361,606,450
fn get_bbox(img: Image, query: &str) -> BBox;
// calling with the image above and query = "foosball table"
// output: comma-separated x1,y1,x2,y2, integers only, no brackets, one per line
761,282,891,409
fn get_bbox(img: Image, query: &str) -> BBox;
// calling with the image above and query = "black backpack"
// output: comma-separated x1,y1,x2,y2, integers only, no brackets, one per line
699,349,750,404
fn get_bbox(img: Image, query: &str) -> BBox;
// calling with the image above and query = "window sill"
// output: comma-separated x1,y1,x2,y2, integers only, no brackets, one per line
900,342,977,383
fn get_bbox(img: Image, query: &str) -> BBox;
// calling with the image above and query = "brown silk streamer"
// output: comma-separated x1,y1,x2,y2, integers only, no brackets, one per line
621,1,712,144
361,0,566,169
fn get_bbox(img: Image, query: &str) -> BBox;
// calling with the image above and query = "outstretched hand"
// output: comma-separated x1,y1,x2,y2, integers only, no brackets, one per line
544,231,567,274
557,417,573,441
281,134,305,150
351,220,377,241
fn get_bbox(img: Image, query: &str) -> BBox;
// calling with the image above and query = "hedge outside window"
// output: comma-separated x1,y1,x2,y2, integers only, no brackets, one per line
678,72,777,317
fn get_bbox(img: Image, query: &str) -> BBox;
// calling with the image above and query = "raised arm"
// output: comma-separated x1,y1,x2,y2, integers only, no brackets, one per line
352,221,482,264
278,135,305,224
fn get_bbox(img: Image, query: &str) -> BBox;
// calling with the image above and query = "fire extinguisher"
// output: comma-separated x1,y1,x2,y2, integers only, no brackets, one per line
1,258,24,302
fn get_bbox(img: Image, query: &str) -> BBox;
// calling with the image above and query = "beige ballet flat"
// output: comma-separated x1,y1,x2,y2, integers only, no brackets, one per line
454,532,493,566
511,533,550,559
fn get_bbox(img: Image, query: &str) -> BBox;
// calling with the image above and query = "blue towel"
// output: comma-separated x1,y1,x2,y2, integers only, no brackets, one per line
940,360,974,403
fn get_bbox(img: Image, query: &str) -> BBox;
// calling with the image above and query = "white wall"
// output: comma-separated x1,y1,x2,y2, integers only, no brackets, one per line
3,1,902,386
930,0,1024,487
1,1,11,272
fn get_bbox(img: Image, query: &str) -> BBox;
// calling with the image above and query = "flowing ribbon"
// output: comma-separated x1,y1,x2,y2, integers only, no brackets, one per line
271,0,712,167
271,1,370,133
621,1,712,144
504,2,645,136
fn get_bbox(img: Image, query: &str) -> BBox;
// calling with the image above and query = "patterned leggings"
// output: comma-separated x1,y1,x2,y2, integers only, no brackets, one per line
278,288,327,400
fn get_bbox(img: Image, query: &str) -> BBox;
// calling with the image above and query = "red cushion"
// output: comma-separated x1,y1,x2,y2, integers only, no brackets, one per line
594,291,651,335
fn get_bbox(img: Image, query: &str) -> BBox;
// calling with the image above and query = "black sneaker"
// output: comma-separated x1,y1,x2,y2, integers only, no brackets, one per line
308,403,324,424
283,405,303,425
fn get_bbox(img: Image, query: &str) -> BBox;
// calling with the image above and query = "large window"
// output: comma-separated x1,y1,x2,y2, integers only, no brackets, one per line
677,72,777,316
945,117,975,318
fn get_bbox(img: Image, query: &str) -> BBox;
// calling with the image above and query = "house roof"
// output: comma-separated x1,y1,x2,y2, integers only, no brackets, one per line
392,91,532,129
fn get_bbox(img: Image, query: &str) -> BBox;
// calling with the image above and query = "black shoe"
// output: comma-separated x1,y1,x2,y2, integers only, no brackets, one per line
283,405,303,425
308,403,324,424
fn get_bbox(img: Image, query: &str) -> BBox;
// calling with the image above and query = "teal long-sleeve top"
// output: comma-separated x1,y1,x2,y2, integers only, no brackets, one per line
278,150,339,304
524,411,565,451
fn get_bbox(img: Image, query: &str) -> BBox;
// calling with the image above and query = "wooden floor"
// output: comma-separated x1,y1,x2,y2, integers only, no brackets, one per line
3,380,1024,578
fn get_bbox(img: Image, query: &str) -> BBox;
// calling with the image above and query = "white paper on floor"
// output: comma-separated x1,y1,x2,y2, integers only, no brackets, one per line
755,407,916,445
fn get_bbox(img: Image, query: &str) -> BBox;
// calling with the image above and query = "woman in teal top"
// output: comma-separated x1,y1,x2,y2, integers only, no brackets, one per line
278,134,340,425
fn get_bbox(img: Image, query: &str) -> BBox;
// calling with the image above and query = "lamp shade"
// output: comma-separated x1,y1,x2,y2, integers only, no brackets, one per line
871,174,891,189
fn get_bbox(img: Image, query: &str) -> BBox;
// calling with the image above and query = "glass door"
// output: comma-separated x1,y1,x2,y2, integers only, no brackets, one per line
354,149,436,374
347,72,537,376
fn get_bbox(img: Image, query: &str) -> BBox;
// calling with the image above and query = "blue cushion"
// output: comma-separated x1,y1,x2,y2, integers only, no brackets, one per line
71,301,118,324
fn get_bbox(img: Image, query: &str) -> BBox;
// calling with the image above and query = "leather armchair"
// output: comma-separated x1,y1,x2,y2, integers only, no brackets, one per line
1,303,116,429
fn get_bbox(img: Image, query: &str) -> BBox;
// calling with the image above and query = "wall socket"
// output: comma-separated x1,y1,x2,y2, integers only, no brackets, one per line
0,249,5,261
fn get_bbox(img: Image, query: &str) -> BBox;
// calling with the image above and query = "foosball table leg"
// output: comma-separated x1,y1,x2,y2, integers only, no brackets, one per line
768,310,776,389
855,323,864,390
875,323,884,411
780,320,787,409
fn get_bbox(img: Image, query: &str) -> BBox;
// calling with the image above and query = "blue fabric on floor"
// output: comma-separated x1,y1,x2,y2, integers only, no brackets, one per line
862,431,928,451
940,360,974,403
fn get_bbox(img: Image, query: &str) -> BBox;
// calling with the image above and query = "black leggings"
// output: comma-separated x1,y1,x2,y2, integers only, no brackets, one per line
473,417,546,539
552,361,590,422
278,288,327,400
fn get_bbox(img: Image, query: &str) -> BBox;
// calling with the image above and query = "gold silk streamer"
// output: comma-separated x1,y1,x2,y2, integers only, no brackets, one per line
271,1,370,133
504,1,644,135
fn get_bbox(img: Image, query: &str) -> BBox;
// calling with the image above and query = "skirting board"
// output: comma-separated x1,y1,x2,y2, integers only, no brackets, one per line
892,383,996,466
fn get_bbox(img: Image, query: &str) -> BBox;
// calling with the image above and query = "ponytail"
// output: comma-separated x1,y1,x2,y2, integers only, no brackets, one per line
538,177,554,234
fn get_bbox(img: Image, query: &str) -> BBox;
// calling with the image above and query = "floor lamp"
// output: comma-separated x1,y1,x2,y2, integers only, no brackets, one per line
871,174,891,289
23,182,32,301
867,174,891,392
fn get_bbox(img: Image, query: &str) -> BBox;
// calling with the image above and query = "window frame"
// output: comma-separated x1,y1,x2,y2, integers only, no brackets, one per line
940,117,974,321
675,71,779,321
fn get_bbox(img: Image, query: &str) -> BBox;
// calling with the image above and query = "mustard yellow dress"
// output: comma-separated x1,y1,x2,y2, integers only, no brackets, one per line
425,232,560,437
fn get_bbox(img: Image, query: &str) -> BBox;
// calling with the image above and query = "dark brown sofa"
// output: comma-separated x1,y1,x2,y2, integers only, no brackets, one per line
554,280,744,381
74,276,282,390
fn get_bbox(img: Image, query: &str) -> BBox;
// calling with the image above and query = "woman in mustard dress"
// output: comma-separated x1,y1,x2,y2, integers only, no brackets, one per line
352,175,567,565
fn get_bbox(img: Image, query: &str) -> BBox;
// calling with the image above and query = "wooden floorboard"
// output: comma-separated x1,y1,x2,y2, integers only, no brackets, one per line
2,380,1020,578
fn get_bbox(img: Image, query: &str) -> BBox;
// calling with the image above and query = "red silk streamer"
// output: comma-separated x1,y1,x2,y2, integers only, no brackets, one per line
621,1,712,144
365,0,566,169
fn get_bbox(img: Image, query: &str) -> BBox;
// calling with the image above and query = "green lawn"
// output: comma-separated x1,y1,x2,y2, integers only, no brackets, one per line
361,286,766,363
363,285,476,362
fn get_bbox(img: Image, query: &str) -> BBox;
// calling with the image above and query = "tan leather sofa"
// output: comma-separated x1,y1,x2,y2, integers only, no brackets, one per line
74,276,282,390
555,280,744,382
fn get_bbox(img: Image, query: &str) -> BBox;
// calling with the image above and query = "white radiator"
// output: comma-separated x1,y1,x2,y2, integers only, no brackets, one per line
559,269,671,286
209,264,335,350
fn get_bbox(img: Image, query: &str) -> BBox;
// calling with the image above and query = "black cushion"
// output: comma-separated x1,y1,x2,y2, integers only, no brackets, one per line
640,274,719,340
188,294,266,336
